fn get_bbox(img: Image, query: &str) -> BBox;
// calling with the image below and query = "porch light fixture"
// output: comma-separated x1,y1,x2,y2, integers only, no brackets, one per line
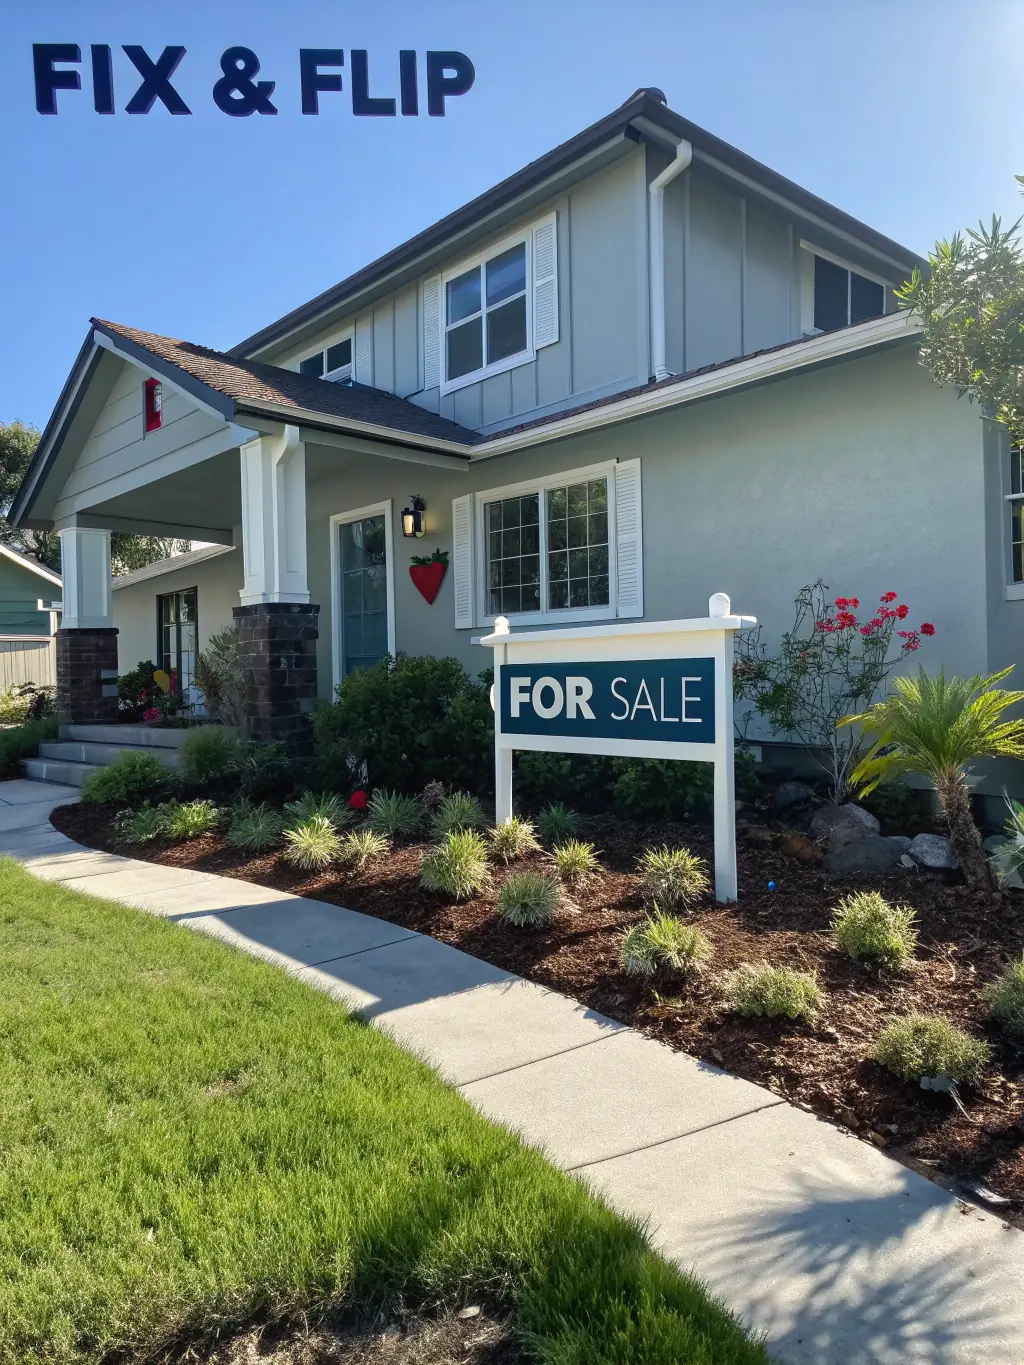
402,494,426,538
143,377,163,434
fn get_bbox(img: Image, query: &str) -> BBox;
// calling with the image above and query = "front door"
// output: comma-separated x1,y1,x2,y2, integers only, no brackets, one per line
337,512,391,675
157,587,198,705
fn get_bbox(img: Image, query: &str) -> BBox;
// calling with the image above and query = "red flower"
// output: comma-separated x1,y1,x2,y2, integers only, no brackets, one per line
896,603,909,620
848,598,860,609
142,707,160,723
349,789,368,810
835,610,857,629
834,597,849,608
920,622,936,636
880,591,898,603
870,616,884,628
859,625,873,636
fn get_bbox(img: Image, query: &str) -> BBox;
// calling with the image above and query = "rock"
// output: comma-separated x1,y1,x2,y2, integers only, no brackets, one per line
983,834,1007,853
809,803,881,845
909,833,959,870
887,835,913,853
988,848,1024,891
773,780,815,810
743,826,774,845
823,834,904,878
960,1178,1011,1209
779,832,821,864
839,1107,861,1130
458,1306,482,1320
900,854,917,869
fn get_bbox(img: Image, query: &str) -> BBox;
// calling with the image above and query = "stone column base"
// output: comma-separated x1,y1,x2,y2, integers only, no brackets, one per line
56,628,120,725
233,602,319,753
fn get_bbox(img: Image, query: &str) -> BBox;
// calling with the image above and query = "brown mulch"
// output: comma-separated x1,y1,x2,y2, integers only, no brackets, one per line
52,802,1024,1226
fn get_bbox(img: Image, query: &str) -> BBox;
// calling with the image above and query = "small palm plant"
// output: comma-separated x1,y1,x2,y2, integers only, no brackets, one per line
842,666,1024,891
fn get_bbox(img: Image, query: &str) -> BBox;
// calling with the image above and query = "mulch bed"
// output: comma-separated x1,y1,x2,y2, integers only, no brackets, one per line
53,801,1024,1226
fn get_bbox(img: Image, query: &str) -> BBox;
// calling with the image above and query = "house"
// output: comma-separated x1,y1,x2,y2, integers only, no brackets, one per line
0,543,61,692
10,87,1018,790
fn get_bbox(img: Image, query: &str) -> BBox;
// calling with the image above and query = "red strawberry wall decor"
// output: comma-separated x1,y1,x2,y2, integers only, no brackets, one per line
409,548,448,604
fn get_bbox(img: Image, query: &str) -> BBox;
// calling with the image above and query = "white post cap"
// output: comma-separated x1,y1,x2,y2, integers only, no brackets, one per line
708,592,731,618
493,615,511,636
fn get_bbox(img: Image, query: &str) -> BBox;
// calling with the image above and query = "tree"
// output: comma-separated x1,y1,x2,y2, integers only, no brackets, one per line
842,667,1024,892
0,419,187,575
897,189,1024,440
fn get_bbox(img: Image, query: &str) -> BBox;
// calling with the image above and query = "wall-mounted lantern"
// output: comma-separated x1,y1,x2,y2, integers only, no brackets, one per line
401,494,427,538
143,377,163,434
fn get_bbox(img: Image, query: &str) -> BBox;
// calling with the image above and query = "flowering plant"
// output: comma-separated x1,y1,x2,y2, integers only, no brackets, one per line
349,789,368,811
734,581,936,801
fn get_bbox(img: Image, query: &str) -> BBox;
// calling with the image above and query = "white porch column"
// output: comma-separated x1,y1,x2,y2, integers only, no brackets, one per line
59,527,113,628
238,425,309,605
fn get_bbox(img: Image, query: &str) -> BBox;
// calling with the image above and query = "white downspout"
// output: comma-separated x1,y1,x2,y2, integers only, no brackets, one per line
649,137,692,382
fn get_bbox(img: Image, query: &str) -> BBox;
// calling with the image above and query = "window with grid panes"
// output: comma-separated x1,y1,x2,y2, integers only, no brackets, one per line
1010,447,1024,583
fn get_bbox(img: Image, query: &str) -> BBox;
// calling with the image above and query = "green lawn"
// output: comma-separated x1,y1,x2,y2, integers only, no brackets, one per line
0,859,766,1365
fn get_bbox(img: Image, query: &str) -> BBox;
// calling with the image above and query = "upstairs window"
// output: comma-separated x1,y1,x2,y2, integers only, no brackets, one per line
1009,446,1024,585
812,253,886,331
446,240,529,383
298,336,353,383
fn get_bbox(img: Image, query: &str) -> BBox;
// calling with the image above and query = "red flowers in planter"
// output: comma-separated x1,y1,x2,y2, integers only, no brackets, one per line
349,789,368,810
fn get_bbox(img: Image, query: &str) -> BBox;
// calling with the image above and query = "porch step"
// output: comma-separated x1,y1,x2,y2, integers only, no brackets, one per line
40,740,182,771
25,757,102,788
58,724,212,749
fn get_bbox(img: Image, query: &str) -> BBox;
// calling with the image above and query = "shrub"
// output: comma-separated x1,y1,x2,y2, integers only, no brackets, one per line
283,814,343,872
831,891,918,967
226,804,284,853
338,828,391,868
0,682,53,725
551,839,600,888
112,804,167,845
178,728,240,786
536,801,580,846
515,752,614,811
871,1013,991,1084
497,869,563,927
983,954,1024,1041
283,790,350,830
430,790,486,837
116,660,159,722
236,742,293,802
162,799,220,841
637,845,710,910
313,654,493,795
488,816,540,864
725,963,823,1022
420,829,492,900
0,715,58,779
194,624,247,727
81,750,171,807
620,914,713,978
365,789,423,838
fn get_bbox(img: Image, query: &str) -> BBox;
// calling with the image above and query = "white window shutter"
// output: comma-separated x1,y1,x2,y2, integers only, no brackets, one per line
422,276,441,389
614,459,643,618
452,494,475,628
532,214,559,350
355,318,373,384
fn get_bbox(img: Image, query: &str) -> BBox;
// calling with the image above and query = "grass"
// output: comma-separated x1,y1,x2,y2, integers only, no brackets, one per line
0,861,763,1365
871,1012,991,1084
620,914,713,978
496,869,563,927
831,891,918,967
551,839,601,888
984,953,1024,1040
420,830,492,900
636,846,710,910
724,963,823,1023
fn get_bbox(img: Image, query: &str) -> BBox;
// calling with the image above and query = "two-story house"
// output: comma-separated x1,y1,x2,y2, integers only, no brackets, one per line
11,87,1018,780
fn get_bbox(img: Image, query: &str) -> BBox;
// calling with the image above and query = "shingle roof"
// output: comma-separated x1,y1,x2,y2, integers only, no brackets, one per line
92,319,482,448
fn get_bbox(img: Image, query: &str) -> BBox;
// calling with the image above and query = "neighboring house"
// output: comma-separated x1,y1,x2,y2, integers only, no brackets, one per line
0,543,61,691
10,87,1018,788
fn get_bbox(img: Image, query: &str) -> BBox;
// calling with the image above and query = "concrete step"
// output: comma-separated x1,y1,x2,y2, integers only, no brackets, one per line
25,757,102,788
39,740,182,770
58,723,228,750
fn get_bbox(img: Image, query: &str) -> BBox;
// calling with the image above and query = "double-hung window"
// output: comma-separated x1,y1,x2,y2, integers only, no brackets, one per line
298,335,353,383
801,241,889,334
1009,446,1024,588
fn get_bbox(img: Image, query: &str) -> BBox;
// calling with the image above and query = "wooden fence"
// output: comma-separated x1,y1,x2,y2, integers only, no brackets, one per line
0,637,57,691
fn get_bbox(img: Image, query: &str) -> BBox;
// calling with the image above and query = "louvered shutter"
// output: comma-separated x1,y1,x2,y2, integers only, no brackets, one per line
452,494,475,628
532,214,559,350
355,318,373,384
422,277,441,389
614,459,643,618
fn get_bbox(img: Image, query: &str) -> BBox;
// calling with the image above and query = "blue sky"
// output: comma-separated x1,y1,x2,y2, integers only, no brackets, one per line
2,0,1022,430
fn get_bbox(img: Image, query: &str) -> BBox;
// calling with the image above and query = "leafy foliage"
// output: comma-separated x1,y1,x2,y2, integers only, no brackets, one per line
193,624,248,729
831,891,918,967
535,801,580,846
488,817,541,864
983,954,1024,1041
515,751,759,820
496,870,563,927
430,790,486,837
636,845,710,910
992,794,1024,884
0,715,58,779
236,742,293,802
338,828,391,868
420,829,492,901
872,1013,990,1084
724,963,823,1023
515,752,613,811
162,799,220,841
283,790,350,830
112,804,168,846
80,750,171,807
551,839,600,888
178,728,240,786
620,914,713,978
0,683,54,726
226,803,284,853
283,815,343,871
365,789,424,838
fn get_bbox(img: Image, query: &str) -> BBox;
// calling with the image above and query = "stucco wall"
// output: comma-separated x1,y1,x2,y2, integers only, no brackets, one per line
112,548,243,674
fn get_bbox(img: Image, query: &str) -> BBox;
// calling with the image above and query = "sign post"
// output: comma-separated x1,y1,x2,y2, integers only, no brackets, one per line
478,593,756,902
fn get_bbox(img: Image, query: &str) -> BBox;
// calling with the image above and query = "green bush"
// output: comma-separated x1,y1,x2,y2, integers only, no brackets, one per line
515,752,614,811
430,790,486,837
283,815,343,872
497,869,563,927
236,742,293,802
420,829,492,900
611,751,759,821
488,816,540,864
0,683,53,726
339,828,391,868
283,790,350,830
81,750,171,807
536,801,580,846
620,914,713,977
112,804,167,845
162,799,220,841
0,715,58,779
982,954,1024,1041
551,839,600,888
313,655,493,795
226,803,284,853
637,845,710,910
366,789,424,838
871,1013,990,1084
725,963,823,1022
831,891,918,966
178,728,240,786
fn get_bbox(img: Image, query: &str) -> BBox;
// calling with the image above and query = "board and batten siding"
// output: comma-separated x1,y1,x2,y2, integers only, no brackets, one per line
0,639,55,690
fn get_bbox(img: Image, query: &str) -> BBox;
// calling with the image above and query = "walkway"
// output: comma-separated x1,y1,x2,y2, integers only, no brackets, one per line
2,779,1022,1364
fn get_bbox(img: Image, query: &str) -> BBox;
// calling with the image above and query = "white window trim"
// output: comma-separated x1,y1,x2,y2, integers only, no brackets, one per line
329,500,396,689
473,459,618,628
1005,445,1024,599
798,239,891,335
440,227,535,397
298,327,355,383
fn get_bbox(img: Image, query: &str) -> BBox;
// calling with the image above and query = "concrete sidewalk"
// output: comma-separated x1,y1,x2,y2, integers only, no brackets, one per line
3,779,1022,1365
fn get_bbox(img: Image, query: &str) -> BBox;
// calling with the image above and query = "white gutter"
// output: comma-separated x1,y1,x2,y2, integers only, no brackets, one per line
649,137,693,382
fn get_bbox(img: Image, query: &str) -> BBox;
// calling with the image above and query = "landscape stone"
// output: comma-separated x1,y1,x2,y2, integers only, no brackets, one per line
823,834,903,878
772,780,815,810
909,833,959,870
808,803,881,845
887,835,913,853
900,854,917,869
983,834,1008,853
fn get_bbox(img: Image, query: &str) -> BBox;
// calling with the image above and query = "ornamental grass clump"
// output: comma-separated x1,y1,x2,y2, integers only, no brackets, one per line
535,801,580,846
620,913,713,978
488,816,540,864
871,1013,990,1085
430,790,487,837
226,804,284,854
551,839,601,888
983,954,1024,1041
496,869,563,928
420,829,491,901
283,790,350,830
637,845,710,910
162,799,220,842
725,963,823,1023
365,789,423,838
283,815,343,872
831,891,918,967
338,828,391,868
112,804,167,846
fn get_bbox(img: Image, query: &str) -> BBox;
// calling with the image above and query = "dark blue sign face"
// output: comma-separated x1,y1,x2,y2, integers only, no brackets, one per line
499,658,715,744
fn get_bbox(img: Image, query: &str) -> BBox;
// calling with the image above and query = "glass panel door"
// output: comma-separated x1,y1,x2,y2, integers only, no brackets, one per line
339,514,389,675
158,587,198,706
